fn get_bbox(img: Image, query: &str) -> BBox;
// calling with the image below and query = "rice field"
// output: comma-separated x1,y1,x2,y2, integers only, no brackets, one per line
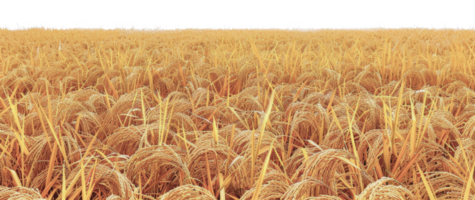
1,28,475,199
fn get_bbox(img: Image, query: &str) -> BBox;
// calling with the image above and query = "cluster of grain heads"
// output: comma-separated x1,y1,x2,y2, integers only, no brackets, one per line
0,186,43,200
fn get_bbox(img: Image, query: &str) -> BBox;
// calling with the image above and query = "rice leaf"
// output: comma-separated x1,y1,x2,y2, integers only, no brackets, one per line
252,140,274,200
417,163,436,200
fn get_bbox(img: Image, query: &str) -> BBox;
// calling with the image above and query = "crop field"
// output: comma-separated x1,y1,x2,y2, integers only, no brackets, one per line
1,28,475,199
